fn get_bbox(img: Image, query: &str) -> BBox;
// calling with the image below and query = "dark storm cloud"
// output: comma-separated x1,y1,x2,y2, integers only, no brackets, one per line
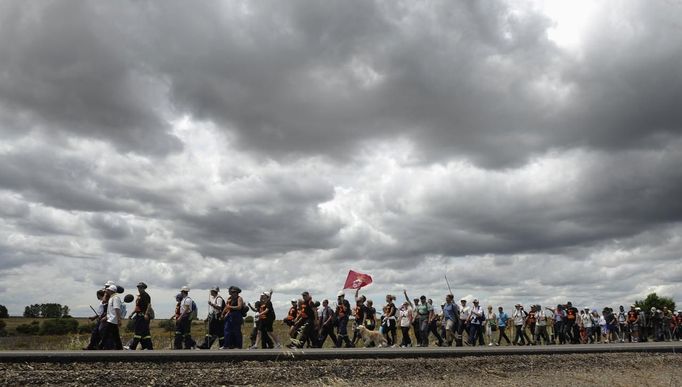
2,1,681,168
0,1,181,156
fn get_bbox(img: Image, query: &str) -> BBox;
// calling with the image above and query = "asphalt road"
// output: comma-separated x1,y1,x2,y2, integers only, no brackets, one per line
0,341,680,363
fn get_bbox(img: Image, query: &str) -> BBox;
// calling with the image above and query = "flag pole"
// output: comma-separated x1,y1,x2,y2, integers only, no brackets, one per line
445,274,453,296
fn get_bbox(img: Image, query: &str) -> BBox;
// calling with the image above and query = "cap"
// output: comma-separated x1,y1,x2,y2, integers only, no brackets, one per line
107,285,117,292
136,282,147,289
180,286,190,292
229,286,242,294
337,291,345,297
291,299,297,303
211,286,220,293
473,299,479,303
104,280,115,287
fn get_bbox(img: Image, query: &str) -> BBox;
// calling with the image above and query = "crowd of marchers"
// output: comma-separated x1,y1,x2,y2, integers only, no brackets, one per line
83,282,682,350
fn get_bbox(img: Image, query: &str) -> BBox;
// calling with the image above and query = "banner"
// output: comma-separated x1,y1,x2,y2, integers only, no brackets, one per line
343,270,373,290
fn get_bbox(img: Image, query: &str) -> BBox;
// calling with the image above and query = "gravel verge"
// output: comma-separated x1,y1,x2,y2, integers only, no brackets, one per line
1,353,680,386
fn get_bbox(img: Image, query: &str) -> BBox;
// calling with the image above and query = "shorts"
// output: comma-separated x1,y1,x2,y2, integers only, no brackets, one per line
259,319,274,332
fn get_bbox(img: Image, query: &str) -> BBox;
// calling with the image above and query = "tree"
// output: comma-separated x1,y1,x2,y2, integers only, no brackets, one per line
61,305,71,318
635,293,675,313
40,303,63,318
24,304,40,318
0,304,8,318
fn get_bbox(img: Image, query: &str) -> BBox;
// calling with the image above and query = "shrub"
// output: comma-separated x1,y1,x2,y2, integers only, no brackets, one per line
78,322,96,334
16,321,40,335
157,319,175,332
40,318,78,335
0,319,6,337
125,319,135,333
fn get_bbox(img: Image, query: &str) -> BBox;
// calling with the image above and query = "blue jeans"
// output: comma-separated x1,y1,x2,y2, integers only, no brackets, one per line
223,313,243,349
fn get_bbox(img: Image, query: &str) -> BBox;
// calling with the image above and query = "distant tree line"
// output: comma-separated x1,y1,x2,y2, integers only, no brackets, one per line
0,304,9,319
23,304,70,318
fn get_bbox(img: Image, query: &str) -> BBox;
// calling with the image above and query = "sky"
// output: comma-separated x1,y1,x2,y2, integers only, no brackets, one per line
1,0,681,318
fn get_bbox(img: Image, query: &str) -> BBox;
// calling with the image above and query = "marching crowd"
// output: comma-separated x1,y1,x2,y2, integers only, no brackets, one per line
84,281,682,350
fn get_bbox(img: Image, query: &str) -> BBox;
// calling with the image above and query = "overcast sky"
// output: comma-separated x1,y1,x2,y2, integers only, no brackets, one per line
1,0,681,318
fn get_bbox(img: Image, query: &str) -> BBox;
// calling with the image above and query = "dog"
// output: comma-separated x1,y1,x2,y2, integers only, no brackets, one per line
356,325,388,348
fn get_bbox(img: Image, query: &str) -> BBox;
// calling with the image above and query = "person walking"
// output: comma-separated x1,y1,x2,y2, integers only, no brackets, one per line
457,299,470,346
442,294,458,346
382,295,398,346
126,282,153,350
318,299,337,347
398,301,414,347
426,299,444,346
198,287,225,349
534,305,550,345
101,284,123,350
512,304,529,345
288,291,318,348
496,306,511,346
221,286,245,349
335,291,353,347
467,299,484,346
485,305,497,346
174,286,196,350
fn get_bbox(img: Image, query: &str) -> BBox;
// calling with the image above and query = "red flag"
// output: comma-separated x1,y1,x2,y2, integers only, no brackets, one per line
343,270,373,290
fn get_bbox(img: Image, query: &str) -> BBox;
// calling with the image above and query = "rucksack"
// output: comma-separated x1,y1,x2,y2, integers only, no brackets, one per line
120,303,128,319
146,304,155,320
189,299,198,320
241,304,249,317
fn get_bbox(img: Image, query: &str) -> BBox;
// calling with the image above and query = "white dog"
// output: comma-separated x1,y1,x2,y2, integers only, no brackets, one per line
356,325,388,348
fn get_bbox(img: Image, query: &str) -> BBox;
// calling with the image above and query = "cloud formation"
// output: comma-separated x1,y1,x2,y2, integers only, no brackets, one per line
0,0,680,317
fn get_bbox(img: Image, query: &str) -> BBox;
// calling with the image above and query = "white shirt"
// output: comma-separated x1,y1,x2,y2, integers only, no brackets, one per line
581,314,592,327
209,295,224,317
107,294,122,324
459,305,470,320
512,309,526,326
536,310,547,326
399,307,413,327
181,296,193,314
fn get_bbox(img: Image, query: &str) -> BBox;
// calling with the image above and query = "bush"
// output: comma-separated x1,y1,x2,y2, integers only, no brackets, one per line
16,321,40,335
78,322,96,334
0,319,6,337
157,319,175,332
40,318,78,335
0,304,8,318
125,319,135,333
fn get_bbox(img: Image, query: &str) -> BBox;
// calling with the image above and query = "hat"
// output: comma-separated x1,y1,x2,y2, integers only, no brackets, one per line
461,299,467,302
291,299,297,303
473,299,479,303
229,286,242,294
211,286,220,293
337,291,345,297
106,285,117,292
136,282,147,289
180,286,190,292
635,307,641,310
104,280,115,287
650,307,656,312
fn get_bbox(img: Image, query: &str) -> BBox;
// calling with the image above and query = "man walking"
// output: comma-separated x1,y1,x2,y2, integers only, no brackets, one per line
198,286,225,349
174,286,196,349
318,299,337,347
101,284,123,350
442,294,458,346
126,282,153,350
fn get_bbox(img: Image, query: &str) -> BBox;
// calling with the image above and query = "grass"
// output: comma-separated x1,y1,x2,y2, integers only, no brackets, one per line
0,317,528,350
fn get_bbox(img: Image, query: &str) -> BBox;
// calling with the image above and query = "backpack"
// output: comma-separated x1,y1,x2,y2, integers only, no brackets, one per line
189,299,198,320
120,303,128,319
480,310,486,323
146,304,155,320
241,303,249,317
